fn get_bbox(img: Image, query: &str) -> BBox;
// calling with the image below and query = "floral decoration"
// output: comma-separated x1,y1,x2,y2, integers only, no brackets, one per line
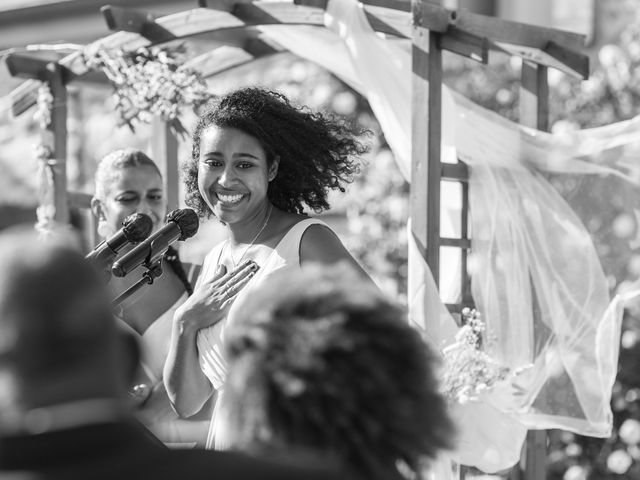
440,308,511,405
34,83,53,130
33,144,57,239
83,44,211,135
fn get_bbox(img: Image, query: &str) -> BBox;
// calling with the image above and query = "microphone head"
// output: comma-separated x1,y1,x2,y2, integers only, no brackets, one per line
121,213,154,243
166,208,199,241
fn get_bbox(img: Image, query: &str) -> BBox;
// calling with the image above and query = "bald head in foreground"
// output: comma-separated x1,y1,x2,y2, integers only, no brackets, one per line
0,228,346,480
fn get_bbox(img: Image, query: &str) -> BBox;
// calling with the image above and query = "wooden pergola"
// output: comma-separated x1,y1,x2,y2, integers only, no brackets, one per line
4,1,590,478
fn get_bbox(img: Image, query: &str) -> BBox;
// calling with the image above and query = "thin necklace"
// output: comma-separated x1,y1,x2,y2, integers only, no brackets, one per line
227,204,273,268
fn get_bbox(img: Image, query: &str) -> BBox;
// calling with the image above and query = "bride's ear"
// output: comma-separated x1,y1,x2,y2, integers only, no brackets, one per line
268,157,279,182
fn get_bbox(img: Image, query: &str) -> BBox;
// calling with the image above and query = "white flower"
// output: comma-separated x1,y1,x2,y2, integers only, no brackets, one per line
619,418,640,445
621,330,638,349
565,443,582,457
563,465,587,480
606,450,633,474
441,310,512,404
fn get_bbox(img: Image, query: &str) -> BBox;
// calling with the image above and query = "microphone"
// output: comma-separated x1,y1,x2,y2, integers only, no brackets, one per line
111,208,199,278
86,213,153,268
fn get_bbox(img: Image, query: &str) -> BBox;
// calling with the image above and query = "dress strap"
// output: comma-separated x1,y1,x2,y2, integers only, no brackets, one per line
266,217,329,266
278,217,328,247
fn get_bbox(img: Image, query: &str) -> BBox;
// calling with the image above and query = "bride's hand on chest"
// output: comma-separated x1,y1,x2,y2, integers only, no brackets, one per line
174,260,259,332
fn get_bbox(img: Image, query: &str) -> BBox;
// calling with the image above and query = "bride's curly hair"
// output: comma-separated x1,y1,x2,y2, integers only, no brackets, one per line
183,87,368,217
222,264,455,480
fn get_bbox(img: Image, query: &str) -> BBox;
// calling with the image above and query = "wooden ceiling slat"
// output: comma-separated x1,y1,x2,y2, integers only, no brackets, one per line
448,7,586,52
494,42,588,79
7,1,589,116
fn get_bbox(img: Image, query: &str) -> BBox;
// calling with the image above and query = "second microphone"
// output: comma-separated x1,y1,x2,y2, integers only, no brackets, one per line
111,208,200,278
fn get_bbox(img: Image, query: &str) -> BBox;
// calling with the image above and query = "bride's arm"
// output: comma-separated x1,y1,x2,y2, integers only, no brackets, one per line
300,224,372,279
164,261,258,417
163,309,213,418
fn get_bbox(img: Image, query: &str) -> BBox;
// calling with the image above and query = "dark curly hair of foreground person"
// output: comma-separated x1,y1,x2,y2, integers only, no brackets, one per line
183,87,368,217
221,263,456,480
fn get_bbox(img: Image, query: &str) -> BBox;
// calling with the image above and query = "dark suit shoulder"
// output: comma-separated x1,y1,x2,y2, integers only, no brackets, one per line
157,449,348,480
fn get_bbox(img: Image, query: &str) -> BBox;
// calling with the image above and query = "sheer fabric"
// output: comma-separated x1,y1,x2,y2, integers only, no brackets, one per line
252,0,635,473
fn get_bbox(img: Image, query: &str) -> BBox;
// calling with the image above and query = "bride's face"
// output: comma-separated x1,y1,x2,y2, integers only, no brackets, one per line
197,126,278,226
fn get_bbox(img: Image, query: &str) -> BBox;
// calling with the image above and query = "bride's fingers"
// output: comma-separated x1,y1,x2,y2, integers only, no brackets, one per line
203,260,255,286
216,260,257,286
224,271,256,303
226,263,259,289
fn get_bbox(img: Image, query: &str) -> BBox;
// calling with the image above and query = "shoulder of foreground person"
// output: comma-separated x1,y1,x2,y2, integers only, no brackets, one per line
163,449,351,480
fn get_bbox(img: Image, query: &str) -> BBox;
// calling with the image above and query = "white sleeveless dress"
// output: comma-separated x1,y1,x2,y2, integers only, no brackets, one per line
195,218,328,449
120,264,211,447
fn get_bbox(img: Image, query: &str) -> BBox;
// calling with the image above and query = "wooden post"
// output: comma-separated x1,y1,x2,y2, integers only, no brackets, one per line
520,61,549,131
411,14,430,265
519,60,549,480
45,63,69,225
150,119,180,212
411,2,443,282
426,31,443,280
5,55,74,228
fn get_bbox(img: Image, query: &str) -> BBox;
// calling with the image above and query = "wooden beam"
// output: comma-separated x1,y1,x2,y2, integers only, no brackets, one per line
5,54,52,80
365,8,410,38
544,41,589,79
519,60,549,480
185,46,255,78
440,27,488,64
9,80,41,117
495,42,589,79
101,5,177,43
411,14,442,280
47,63,69,225
460,167,473,305
184,36,284,79
410,15,430,262
5,53,74,83
523,430,547,480
293,0,327,7
5,56,70,225
150,119,180,212
412,1,451,33
232,1,325,25
441,162,469,182
448,7,585,52
361,0,410,12
8,3,412,115
415,2,586,54
520,62,549,131
244,36,284,56
440,237,471,248
426,30,442,280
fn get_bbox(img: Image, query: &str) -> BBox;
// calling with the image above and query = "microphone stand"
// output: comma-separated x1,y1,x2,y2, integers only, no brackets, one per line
112,260,164,308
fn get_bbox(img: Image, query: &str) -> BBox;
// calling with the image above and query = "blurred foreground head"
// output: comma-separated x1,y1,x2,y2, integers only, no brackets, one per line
0,228,133,431
222,263,455,480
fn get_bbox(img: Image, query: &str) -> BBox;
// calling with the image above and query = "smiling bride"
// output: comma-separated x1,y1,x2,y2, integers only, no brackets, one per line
163,87,371,449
